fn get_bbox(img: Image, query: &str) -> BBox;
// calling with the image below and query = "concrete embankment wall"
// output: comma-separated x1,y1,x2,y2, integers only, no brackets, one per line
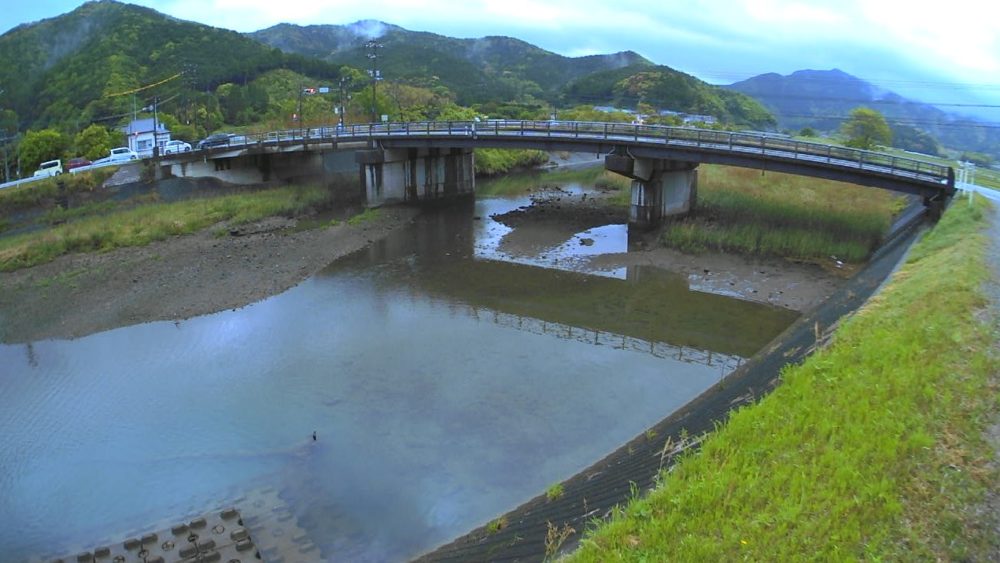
161,150,363,203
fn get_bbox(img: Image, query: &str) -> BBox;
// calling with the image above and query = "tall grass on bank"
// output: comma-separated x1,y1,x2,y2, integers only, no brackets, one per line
0,185,331,271
0,168,117,216
594,170,631,206
474,148,549,176
663,166,901,262
571,197,997,561
476,166,608,197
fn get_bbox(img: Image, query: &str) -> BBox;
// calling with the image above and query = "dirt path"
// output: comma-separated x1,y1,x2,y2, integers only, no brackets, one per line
0,207,420,343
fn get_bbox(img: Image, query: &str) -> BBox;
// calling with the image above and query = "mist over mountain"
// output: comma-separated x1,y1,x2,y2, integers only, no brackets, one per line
249,21,652,105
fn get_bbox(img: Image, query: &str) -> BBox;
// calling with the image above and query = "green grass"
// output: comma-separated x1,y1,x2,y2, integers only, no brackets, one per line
546,483,565,502
474,148,549,176
487,516,508,535
662,165,901,263
570,196,998,561
0,185,332,271
973,167,1000,191
476,165,608,197
42,201,121,225
347,207,382,225
0,168,117,216
594,170,631,206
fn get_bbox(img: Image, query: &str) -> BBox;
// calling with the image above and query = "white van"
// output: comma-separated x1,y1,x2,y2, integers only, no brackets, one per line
33,159,63,178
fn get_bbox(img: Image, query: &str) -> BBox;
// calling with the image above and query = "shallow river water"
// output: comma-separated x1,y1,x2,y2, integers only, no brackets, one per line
0,177,798,561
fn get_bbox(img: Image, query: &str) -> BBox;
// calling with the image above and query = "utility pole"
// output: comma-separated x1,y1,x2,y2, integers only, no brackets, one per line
337,76,351,128
152,96,159,156
297,82,304,134
366,39,383,123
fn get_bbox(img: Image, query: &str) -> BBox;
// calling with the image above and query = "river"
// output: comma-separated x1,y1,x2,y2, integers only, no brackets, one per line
0,172,797,562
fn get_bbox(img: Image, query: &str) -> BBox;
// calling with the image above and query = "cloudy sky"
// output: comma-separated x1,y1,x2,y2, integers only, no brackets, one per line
6,0,1000,120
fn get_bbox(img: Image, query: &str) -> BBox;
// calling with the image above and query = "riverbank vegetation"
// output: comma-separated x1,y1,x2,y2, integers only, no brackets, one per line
476,165,605,197
0,168,118,215
0,185,332,271
569,196,998,561
663,165,901,263
474,148,549,176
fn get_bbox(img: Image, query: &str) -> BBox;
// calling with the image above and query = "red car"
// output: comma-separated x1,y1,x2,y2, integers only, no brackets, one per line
65,157,92,170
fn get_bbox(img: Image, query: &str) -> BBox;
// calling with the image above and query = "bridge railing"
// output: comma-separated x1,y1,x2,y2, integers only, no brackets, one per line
190,120,952,186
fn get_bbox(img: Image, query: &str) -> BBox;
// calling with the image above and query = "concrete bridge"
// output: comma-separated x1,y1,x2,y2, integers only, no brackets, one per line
156,120,956,228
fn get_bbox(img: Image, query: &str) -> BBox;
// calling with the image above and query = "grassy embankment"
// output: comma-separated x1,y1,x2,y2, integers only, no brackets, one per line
569,196,998,561
480,163,898,264
663,166,901,263
0,168,119,223
477,166,612,197
474,148,549,176
0,184,333,272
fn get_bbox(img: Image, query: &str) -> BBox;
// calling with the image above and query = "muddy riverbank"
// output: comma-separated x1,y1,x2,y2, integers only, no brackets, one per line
491,184,848,312
0,178,848,343
0,206,420,343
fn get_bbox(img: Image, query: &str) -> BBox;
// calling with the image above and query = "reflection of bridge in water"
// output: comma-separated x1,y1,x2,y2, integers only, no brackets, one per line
326,202,799,361
455,303,743,376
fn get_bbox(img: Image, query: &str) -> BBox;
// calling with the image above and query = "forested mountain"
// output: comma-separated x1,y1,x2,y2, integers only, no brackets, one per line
0,0,776,166
249,21,651,106
563,64,775,128
727,69,1000,158
0,0,342,137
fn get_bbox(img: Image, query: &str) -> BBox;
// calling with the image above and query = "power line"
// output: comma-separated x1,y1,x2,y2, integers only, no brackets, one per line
105,72,184,98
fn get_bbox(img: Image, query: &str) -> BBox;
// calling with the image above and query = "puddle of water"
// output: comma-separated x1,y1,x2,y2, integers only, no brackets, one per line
473,196,629,279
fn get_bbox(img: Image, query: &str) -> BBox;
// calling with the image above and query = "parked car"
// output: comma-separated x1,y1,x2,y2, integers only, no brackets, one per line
32,159,63,178
93,147,139,164
111,147,139,161
163,140,192,154
65,157,92,171
196,133,234,150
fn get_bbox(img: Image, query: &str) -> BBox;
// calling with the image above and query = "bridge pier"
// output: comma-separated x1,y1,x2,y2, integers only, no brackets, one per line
605,155,698,230
355,147,475,207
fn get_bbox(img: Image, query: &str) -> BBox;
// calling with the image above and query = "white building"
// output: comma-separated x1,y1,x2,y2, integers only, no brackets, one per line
122,118,171,157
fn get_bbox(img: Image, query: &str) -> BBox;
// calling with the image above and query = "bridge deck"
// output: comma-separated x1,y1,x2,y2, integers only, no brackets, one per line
159,120,953,198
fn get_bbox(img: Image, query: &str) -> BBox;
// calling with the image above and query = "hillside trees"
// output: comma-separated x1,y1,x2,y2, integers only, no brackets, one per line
891,124,941,156
74,124,114,161
18,129,68,172
563,65,775,127
842,107,892,150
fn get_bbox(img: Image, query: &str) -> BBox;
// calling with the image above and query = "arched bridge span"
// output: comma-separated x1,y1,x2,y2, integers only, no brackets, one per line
162,120,955,225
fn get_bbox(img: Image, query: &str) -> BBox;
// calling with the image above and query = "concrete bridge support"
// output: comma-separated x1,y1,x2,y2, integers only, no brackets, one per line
605,155,698,230
355,147,475,207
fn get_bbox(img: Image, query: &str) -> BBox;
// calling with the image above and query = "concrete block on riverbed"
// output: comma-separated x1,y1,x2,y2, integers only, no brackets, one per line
43,507,257,563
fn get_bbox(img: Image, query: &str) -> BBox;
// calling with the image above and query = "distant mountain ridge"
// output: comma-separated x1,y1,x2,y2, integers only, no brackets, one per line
0,2,775,145
248,20,774,127
726,69,999,157
0,0,342,132
249,21,651,105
